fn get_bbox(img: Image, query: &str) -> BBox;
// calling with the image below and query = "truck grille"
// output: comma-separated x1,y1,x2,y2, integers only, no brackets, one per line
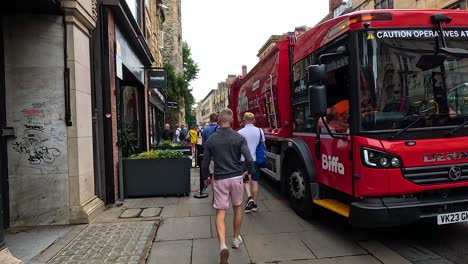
402,163,468,185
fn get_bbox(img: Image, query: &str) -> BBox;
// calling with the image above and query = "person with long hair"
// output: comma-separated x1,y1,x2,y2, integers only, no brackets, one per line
188,125,198,157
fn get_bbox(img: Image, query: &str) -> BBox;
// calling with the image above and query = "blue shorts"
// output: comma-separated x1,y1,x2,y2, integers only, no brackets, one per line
241,162,260,182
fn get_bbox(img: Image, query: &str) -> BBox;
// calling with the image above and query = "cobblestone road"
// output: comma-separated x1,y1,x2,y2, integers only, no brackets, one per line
49,222,156,264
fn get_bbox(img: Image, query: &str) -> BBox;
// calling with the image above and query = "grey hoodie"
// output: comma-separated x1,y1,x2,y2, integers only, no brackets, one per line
201,127,254,180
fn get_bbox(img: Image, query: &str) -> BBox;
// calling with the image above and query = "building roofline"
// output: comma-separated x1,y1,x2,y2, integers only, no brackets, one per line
201,89,216,104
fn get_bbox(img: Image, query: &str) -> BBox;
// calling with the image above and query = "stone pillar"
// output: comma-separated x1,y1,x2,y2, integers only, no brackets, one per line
62,0,104,224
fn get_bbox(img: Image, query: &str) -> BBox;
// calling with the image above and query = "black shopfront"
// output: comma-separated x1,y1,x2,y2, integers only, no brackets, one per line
148,70,166,146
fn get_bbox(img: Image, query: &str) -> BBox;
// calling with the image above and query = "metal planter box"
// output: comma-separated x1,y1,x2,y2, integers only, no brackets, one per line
123,158,191,197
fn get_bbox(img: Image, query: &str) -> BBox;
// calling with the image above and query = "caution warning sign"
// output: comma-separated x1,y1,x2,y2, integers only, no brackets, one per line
374,29,468,39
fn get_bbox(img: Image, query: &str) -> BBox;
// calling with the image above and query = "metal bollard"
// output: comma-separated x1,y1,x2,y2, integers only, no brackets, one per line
194,143,209,198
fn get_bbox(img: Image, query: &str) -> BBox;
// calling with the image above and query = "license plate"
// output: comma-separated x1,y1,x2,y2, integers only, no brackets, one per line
437,211,468,225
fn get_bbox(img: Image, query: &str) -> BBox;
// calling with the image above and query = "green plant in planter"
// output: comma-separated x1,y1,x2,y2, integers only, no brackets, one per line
131,149,183,160
131,149,158,160
158,140,177,148
158,149,184,159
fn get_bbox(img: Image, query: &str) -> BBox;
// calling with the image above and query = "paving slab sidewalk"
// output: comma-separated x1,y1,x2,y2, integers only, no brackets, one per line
145,169,440,264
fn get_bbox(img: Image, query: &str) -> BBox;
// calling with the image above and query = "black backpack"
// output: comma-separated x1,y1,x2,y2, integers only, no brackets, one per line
179,129,186,141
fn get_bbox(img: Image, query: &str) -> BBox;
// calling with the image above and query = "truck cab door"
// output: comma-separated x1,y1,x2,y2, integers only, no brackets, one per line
317,118,353,195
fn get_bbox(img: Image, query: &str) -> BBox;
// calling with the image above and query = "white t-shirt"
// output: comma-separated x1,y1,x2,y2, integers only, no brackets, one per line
175,128,181,142
238,124,265,161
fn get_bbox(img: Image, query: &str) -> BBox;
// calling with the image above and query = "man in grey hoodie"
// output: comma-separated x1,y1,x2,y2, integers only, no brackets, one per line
201,108,254,264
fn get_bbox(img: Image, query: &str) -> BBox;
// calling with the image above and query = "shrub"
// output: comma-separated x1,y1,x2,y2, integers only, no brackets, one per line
157,149,184,159
130,149,183,160
158,140,177,148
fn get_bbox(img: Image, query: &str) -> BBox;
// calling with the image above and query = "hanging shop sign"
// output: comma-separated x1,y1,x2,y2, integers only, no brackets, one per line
167,101,178,109
148,70,166,103
148,70,166,92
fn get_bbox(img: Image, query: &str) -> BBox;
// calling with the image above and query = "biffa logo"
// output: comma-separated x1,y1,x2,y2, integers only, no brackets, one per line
322,155,345,175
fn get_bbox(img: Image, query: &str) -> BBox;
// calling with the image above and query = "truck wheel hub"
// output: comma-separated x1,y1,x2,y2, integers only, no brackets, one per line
289,171,305,200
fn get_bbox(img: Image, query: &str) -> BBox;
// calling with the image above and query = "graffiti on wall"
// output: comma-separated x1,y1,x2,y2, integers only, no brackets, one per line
12,111,62,165
12,126,62,165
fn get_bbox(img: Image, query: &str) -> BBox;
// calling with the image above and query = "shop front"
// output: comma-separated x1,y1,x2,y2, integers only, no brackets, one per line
148,70,166,147
93,0,153,202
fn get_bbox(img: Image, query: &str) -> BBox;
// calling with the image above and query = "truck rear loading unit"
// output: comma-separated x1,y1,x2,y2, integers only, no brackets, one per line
229,9,468,227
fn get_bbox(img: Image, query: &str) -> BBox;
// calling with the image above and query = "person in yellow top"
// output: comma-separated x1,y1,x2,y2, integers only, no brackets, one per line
188,126,198,157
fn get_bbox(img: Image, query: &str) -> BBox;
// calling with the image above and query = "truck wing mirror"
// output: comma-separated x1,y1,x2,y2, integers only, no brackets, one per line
440,47,468,58
416,54,446,71
308,64,326,83
309,84,327,116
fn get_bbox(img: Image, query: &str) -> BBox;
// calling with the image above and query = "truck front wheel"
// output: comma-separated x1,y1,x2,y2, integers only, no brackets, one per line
286,159,315,219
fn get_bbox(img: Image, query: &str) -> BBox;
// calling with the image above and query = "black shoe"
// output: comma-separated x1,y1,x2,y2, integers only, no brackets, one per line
245,198,254,213
251,203,258,212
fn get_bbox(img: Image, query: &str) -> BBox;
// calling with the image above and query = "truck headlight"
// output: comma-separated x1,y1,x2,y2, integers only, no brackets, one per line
362,147,401,168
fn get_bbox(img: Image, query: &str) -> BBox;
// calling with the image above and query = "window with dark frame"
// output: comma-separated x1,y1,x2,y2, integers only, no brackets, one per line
374,0,394,9
316,36,351,134
292,54,316,133
125,0,142,27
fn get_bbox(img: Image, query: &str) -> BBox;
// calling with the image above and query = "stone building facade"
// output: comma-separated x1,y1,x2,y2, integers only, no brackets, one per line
196,90,216,126
0,0,106,261
213,75,237,114
257,35,283,60
1,0,104,226
146,0,165,68
161,0,185,126
161,0,183,73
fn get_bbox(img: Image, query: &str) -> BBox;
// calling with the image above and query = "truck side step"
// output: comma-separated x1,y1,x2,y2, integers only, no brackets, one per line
313,199,350,218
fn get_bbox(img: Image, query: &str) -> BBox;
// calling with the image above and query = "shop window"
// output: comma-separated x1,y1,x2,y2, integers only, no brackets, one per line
122,86,141,153
126,0,142,26
374,0,393,9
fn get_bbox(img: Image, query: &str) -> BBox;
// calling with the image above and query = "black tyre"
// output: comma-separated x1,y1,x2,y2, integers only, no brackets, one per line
286,158,315,219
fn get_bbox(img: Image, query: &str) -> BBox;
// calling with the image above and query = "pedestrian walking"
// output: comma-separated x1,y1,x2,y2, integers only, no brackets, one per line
188,125,198,157
181,124,188,137
202,113,219,177
238,112,265,213
160,124,174,142
201,108,254,264
174,124,184,144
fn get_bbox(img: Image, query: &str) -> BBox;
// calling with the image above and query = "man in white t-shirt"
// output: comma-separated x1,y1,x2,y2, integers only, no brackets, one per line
238,112,265,213
174,124,181,144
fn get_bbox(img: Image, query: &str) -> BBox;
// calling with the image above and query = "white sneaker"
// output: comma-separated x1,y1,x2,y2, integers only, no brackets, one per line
232,235,243,249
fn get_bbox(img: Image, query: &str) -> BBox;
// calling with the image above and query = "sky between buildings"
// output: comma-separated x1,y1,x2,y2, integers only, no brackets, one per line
182,0,329,102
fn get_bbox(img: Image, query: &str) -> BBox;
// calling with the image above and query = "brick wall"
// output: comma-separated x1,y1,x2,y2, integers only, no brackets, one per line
108,10,119,201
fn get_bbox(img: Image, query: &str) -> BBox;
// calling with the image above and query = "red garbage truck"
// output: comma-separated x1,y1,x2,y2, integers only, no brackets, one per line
229,9,468,227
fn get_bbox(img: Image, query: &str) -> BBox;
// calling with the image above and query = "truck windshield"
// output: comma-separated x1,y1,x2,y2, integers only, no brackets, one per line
359,29,468,132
